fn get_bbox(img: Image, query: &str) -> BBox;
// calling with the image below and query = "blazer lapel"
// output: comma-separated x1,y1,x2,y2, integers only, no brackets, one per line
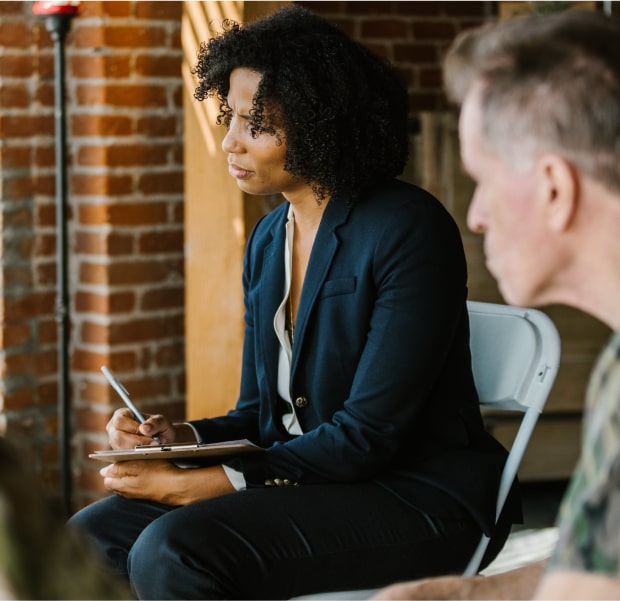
259,207,287,393
291,197,352,373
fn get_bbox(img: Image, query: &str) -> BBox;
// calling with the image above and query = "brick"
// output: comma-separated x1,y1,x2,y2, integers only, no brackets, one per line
74,231,133,255
393,42,437,64
38,320,57,345
0,23,31,47
71,26,105,48
106,202,168,225
135,54,181,78
0,2,25,16
409,90,443,112
106,258,183,285
73,349,110,372
33,174,55,196
345,2,398,15
78,201,167,226
155,342,184,367
34,145,55,168
36,261,56,285
138,230,183,254
71,114,132,136
1,174,34,198
0,54,34,77
39,440,59,464
109,315,183,344
75,84,168,108
81,321,108,345
77,144,168,167
172,201,184,224
141,286,184,311
442,1,489,17
5,349,57,377
2,204,32,228
70,54,131,79
79,1,131,18
34,232,56,257
74,406,113,432
395,2,442,16
36,204,56,227
135,115,178,137
135,1,182,20
0,145,30,168
3,386,34,410
114,374,171,400
296,1,348,15
172,144,184,166
71,174,133,196
1,323,31,348
106,25,168,48
4,292,56,320
361,18,408,38
75,25,167,49
0,82,29,108
75,290,135,314
3,265,33,289
78,261,107,285
138,171,183,195
0,114,54,138
34,82,55,106
412,20,456,41
419,66,442,88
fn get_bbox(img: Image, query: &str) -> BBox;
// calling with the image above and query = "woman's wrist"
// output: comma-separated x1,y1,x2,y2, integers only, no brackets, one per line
173,422,201,443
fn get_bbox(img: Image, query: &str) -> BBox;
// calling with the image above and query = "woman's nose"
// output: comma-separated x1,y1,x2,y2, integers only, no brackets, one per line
222,119,243,154
221,128,236,153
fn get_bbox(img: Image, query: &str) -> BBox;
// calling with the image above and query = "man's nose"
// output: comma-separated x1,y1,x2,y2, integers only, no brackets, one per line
466,189,487,234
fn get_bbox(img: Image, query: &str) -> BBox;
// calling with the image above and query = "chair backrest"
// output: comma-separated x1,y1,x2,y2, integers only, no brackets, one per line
462,300,562,576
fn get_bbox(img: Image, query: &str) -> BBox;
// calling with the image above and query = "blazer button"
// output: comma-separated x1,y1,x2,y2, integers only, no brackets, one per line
294,396,309,408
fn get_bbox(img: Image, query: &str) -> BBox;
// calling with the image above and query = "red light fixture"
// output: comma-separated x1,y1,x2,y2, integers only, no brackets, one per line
32,1,80,16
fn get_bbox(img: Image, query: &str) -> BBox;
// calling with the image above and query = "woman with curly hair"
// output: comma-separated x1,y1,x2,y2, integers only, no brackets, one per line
69,6,519,599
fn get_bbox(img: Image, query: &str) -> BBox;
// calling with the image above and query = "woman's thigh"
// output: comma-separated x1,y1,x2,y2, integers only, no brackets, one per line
128,483,480,600
68,494,173,577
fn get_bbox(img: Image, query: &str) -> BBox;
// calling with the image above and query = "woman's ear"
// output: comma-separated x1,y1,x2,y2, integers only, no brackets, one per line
537,154,579,232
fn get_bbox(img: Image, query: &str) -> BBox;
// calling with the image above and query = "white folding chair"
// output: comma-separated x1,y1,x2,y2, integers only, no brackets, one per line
462,300,561,576
294,301,562,599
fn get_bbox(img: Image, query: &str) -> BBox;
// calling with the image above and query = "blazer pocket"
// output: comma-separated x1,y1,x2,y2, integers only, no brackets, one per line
319,277,357,299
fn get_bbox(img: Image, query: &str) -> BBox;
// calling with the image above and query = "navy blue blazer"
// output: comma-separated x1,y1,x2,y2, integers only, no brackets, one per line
191,179,518,536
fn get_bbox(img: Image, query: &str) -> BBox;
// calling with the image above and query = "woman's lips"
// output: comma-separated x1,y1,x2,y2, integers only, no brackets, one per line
228,163,253,179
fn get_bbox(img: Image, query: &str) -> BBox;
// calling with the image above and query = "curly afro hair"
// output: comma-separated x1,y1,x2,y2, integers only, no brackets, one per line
193,5,410,203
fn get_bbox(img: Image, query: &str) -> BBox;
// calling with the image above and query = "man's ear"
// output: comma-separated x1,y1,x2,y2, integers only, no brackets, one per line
537,154,579,232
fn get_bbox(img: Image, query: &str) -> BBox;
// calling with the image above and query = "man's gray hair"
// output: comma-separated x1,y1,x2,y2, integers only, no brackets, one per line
444,10,620,192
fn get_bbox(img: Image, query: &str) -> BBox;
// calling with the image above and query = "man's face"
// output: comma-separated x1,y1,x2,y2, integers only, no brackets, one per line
459,85,558,308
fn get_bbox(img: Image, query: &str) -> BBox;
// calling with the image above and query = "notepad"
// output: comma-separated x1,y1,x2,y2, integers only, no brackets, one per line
89,439,263,463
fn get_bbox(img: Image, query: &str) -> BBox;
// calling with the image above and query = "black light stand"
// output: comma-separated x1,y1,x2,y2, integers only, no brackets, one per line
32,0,80,517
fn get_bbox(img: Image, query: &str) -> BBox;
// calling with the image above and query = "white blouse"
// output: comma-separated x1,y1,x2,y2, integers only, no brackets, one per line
223,204,302,490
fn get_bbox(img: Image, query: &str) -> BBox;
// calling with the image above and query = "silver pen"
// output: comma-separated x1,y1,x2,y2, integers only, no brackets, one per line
101,366,162,444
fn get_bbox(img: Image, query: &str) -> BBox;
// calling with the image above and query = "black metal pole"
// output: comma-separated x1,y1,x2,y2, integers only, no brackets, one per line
41,10,76,518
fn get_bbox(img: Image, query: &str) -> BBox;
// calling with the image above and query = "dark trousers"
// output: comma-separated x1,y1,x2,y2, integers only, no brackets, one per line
68,482,497,600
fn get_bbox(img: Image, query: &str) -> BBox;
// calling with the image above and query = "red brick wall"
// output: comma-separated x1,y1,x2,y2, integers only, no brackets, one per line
297,1,496,112
0,1,495,510
0,0,185,509
70,1,185,508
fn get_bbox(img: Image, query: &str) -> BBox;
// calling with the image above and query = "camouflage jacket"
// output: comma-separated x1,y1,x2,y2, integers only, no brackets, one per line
548,330,620,574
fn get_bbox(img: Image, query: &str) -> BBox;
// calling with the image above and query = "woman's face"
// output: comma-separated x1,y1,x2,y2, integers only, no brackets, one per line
222,68,308,200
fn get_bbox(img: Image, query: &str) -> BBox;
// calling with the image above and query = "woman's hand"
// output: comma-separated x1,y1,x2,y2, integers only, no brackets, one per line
100,461,236,506
106,409,190,449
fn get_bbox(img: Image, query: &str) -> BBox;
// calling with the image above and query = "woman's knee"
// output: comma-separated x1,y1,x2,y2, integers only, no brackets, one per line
127,509,234,600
